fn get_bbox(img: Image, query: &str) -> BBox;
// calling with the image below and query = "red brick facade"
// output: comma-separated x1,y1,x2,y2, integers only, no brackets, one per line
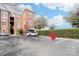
0,9,35,35
0,9,10,34
14,9,35,34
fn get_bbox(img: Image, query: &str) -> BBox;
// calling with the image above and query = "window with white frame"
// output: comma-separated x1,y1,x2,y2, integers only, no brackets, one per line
16,24,21,28
2,21,6,25
28,12,34,17
1,12,8,19
16,17,20,20
2,13,7,18
2,29,6,33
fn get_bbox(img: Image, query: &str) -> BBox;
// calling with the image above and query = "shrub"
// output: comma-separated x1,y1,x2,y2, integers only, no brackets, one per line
38,28,79,39
16,29,23,35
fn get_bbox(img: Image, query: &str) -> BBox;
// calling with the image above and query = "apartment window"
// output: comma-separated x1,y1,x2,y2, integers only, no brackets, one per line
28,13,33,16
16,24,21,28
2,22,6,25
1,13,7,19
2,29,6,33
1,19,6,21
16,17,20,20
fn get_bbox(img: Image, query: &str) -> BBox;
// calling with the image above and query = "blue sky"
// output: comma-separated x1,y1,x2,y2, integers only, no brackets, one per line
25,3,69,18
18,3,75,29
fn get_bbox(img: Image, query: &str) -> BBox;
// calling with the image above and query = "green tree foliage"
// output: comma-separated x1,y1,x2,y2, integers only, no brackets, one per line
67,4,79,28
16,29,23,35
35,16,47,30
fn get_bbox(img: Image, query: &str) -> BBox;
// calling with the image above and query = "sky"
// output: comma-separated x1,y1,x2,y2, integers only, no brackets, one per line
18,3,75,29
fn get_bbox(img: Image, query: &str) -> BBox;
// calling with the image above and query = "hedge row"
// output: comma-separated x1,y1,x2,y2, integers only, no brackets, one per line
38,29,79,39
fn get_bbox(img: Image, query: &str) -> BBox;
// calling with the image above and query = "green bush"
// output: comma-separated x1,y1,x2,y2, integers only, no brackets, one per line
16,29,23,35
38,28,79,39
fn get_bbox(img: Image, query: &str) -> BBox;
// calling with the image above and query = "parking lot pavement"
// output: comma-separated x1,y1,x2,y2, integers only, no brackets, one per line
0,36,79,56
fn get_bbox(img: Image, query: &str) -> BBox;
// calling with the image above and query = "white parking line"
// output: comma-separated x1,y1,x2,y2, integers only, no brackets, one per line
55,39,67,44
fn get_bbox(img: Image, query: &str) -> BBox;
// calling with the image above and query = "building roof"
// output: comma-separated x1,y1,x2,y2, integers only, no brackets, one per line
24,8,35,14
0,3,35,17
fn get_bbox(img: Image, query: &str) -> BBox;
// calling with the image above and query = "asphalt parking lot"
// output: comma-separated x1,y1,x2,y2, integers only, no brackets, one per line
0,35,79,56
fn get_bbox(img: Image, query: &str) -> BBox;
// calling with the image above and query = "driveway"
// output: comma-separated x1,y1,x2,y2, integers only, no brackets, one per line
0,36,79,56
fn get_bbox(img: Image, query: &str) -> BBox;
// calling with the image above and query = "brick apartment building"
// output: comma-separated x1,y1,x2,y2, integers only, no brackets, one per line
14,9,35,34
0,8,35,35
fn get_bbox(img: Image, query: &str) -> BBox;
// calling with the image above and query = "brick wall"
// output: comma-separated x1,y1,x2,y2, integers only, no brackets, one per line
14,9,35,34
14,14,22,34
0,9,10,33
0,9,35,35
22,9,35,34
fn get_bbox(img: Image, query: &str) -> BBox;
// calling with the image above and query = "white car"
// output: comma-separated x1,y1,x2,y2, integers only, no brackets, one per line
26,32,38,37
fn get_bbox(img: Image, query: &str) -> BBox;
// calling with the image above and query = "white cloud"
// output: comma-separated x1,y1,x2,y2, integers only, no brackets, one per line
36,15,48,19
43,3,57,9
59,3,75,11
43,3,75,12
35,15,40,18
18,4,33,11
14,4,33,14
44,15,48,19
48,15,72,29
34,3,40,6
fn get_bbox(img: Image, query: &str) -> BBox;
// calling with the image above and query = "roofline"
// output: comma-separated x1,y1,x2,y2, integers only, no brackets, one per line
24,8,35,14
0,8,11,13
0,8,35,16
14,13,22,16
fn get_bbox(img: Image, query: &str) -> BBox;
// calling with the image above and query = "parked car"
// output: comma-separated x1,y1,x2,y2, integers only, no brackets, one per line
26,31,38,37
0,32,10,36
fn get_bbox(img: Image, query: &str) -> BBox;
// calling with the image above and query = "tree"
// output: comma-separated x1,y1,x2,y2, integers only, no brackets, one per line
35,16,47,30
67,4,79,28
49,24,55,29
